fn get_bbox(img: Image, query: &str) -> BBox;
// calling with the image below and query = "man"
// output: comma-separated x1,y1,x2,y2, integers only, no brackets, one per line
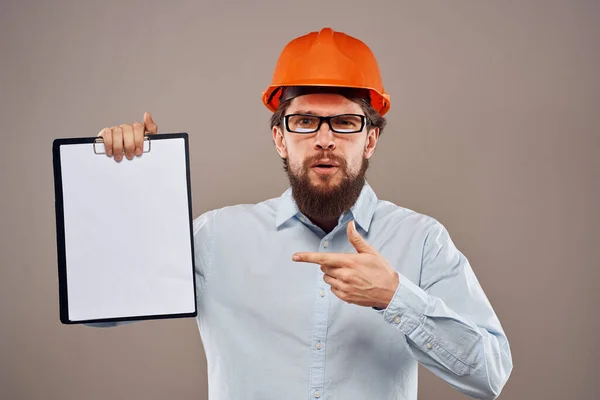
97,28,512,399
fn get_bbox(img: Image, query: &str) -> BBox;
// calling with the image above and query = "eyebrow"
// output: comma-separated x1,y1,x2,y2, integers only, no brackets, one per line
291,110,354,116
293,110,324,115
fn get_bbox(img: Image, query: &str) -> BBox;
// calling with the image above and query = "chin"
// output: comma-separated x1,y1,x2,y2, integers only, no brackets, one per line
310,177,340,190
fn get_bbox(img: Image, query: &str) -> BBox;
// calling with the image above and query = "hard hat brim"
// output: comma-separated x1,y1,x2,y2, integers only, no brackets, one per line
262,83,390,116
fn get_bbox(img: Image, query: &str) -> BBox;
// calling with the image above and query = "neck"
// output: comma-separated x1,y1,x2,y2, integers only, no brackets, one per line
308,215,339,233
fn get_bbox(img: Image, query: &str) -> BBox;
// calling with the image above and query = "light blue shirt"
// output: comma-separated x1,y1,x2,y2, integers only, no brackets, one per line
96,182,512,399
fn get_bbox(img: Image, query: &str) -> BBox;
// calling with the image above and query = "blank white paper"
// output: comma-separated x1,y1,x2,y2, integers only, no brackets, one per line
59,137,195,321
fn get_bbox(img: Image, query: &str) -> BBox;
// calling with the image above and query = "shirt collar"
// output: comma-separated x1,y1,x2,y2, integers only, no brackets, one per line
348,182,378,232
275,187,300,228
275,181,378,232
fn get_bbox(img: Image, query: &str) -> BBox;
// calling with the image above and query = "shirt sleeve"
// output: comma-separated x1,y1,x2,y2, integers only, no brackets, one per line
83,210,215,329
380,220,513,400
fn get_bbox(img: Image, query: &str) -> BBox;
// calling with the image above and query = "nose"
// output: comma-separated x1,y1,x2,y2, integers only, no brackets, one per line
313,121,336,151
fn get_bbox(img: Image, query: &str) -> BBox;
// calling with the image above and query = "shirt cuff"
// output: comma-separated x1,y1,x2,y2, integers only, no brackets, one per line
380,272,430,336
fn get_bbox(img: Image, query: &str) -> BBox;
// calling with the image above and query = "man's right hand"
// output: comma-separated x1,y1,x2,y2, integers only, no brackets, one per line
97,111,159,162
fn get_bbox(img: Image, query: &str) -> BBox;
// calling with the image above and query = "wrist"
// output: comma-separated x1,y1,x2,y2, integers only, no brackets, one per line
376,271,400,309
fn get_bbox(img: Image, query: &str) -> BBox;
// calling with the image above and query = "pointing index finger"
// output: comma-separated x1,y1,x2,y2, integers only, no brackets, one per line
293,252,351,267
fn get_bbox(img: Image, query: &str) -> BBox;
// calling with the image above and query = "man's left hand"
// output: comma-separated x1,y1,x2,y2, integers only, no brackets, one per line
292,220,399,309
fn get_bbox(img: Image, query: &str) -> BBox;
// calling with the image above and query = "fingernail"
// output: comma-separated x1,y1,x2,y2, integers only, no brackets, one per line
293,255,300,261
135,148,142,156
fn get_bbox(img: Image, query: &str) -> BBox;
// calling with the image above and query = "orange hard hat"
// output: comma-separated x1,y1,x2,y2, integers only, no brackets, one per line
262,27,391,116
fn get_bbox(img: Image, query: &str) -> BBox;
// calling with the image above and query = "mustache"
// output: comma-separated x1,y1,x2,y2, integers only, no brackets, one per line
302,152,347,169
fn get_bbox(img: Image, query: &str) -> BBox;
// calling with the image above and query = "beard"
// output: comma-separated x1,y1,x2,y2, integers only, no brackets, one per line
286,152,369,221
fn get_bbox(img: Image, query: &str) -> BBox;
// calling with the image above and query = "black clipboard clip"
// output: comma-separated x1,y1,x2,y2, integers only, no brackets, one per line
93,136,152,155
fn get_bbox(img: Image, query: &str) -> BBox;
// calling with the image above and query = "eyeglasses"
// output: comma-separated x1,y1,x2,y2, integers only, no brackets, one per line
283,114,367,134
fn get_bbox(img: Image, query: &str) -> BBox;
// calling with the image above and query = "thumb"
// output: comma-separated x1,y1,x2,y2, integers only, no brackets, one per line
347,220,375,254
143,111,158,134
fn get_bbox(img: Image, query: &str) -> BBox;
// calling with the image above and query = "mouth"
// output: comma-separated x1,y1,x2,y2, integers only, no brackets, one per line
311,160,339,168
310,160,340,175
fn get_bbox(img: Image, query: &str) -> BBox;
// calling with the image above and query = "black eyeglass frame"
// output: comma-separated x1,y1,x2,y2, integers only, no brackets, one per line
283,113,368,134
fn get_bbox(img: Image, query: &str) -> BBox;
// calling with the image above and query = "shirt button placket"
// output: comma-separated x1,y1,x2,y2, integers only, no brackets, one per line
309,237,332,399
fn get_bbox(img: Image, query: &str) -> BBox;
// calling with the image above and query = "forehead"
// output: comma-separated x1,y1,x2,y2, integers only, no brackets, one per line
286,93,364,115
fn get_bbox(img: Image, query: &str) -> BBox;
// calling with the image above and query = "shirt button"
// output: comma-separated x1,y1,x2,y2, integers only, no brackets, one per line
319,290,325,297
393,316,401,324
323,241,329,248
314,390,321,398
426,343,433,349
315,342,323,350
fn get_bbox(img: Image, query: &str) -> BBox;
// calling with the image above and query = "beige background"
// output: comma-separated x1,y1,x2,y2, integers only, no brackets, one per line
1,0,598,399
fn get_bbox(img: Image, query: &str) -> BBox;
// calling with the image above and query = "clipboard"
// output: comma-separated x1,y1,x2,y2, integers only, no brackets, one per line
52,133,197,324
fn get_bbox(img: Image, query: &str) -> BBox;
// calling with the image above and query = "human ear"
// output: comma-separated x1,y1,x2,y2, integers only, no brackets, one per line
363,127,379,159
273,125,288,158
